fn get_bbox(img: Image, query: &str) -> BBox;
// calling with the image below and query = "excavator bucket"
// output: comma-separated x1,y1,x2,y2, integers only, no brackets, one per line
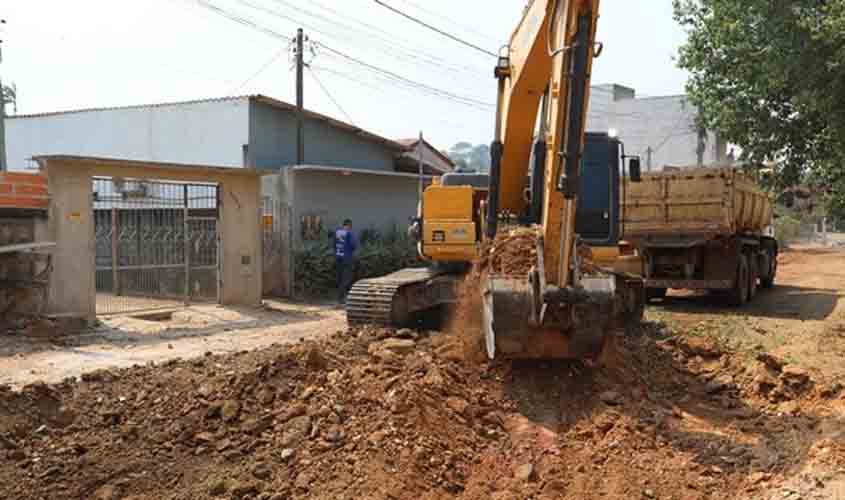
482,275,611,360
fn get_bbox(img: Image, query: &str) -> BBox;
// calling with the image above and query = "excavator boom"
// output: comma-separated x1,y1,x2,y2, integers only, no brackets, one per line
483,0,645,361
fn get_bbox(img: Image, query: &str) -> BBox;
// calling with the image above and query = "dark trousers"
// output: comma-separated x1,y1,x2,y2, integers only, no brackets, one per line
336,259,355,303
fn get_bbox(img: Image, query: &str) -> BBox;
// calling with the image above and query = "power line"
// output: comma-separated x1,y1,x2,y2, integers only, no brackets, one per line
196,0,289,41
194,1,494,110
311,63,490,113
394,0,501,45
229,43,291,95
308,66,355,125
373,0,498,58
264,0,488,78
316,42,495,109
234,0,488,82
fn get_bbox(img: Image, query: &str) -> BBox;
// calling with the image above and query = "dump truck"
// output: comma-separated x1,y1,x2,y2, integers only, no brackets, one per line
622,166,777,305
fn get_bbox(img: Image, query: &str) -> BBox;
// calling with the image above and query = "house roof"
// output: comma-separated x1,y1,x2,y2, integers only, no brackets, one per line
395,137,456,173
33,155,270,177
292,164,432,180
12,95,406,153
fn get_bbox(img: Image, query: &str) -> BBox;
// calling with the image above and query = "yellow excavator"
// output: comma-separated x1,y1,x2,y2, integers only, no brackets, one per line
347,0,645,360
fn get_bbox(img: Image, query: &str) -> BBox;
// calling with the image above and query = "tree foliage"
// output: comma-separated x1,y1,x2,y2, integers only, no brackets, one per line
446,143,491,173
673,0,845,210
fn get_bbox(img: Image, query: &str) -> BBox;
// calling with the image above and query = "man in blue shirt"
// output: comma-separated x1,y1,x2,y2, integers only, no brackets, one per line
334,219,358,303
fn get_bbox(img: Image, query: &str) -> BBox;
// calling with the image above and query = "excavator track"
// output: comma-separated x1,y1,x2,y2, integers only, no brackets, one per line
346,267,457,327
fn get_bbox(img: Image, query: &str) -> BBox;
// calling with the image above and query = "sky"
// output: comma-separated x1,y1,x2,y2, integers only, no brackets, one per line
1,0,689,151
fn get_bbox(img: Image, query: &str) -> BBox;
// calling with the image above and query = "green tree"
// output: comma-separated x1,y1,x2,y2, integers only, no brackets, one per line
447,142,491,173
673,0,845,200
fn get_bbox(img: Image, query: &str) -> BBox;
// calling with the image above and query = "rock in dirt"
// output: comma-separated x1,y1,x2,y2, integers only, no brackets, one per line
780,365,812,389
371,338,417,356
678,336,722,358
230,481,259,498
208,479,228,496
279,416,311,448
257,388,276,406
756,352,786,371
244,415,274,435
252,462,273,480
446,397,470,416
301,346,329,371
514,463,535,482
395,328,418,340
222,400,241,423
600,390,624,406
705,375,734,394
93,485,120,500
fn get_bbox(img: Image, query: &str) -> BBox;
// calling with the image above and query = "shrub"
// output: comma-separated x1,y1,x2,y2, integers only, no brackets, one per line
774,215,802,247
294,226,422,298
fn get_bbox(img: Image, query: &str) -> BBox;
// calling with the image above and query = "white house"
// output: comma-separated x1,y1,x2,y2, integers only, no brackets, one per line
587,84,727,171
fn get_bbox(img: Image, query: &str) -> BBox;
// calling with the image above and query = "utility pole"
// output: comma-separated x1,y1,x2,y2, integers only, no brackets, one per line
645,146,653,172
295,28,305,166
0,19,7,172
417,131,424,205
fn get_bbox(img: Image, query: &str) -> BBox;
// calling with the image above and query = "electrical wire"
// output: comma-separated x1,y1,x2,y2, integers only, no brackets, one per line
392,0,501,45
373,0,498,58
316,42,495,109
311,64,490,114
195,0,494,110
229,43,291,95
310,65,490,132
196,0,289,41
233,0,491,90
307,66,355,125
264,0,489,78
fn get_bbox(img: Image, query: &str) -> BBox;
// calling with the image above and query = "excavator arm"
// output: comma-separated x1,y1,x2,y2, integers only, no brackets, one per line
489,0,601,287
484,0,620,360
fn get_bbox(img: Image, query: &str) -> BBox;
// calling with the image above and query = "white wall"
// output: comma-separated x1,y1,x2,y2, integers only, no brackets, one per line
6,98,250,171
587,88,725,171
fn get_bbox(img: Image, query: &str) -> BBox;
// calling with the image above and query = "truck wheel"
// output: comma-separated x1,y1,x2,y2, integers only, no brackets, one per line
729,255,749,306
646,287,667,302
760,249,777,289
747,254,758,301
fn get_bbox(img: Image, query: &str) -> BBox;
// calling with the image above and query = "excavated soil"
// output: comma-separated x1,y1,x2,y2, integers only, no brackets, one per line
1,319,844,500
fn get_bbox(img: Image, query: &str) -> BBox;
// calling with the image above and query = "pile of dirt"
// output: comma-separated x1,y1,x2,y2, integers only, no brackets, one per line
1,322,843,500
477,226,541,278
0,328,514,500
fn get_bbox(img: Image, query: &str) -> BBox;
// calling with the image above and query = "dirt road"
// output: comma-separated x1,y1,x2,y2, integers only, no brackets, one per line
651,246,845,380
0,301,344,388
1,248,844,499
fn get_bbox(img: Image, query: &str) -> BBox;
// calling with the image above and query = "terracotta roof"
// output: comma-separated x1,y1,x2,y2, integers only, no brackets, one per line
396,137,456,172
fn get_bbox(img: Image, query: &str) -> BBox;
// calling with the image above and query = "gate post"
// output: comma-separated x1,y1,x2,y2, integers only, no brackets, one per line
183,184,190,305
111,207,121,296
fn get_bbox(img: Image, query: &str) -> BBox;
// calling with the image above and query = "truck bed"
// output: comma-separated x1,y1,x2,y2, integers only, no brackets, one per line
622,167,772,241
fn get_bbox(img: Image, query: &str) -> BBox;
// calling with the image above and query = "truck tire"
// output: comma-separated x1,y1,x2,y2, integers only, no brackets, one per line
747,253,758,301
760,249,777,289
646,287,667,302
729,255,750,306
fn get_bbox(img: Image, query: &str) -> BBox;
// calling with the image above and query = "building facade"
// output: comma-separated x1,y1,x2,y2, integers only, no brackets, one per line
6,95,451,296
587,84,727,172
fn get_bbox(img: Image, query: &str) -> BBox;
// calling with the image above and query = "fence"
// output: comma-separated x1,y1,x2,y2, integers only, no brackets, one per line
93,177,220,315
262,197,290,297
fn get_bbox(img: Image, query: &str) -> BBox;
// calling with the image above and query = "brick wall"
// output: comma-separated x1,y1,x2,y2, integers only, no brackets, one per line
0,173,49,210
0,172,51,320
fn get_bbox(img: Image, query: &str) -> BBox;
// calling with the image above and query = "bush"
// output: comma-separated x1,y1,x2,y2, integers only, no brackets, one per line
774,214,801,247
294,226,422,298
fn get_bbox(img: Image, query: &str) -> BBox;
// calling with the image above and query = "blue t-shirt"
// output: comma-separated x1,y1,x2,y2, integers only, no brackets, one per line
334,227,358,263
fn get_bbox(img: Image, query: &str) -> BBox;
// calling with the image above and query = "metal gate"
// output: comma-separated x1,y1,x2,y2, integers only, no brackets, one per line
93,177,220,315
